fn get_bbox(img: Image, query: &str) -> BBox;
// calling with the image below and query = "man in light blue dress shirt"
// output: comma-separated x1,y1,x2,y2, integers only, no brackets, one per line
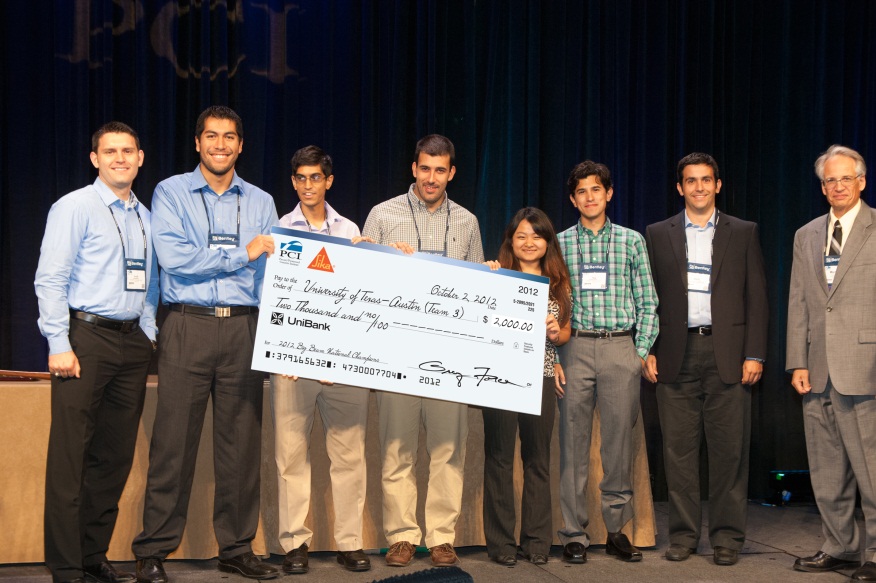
35,122,158,583
131,106,279,583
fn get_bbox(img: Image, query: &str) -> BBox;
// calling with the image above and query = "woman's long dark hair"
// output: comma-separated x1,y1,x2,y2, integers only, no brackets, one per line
497,207,571,326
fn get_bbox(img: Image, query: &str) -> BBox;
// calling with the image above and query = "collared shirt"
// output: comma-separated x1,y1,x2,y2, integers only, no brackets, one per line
827,199,862,254
362,184,485,263
685,209,716,327
558,217,659,358
152,165,278,307
35,177,159,354
279,201,360,239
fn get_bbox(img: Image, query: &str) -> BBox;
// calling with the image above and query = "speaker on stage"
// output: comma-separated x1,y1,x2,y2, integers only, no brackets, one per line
370,566,474,583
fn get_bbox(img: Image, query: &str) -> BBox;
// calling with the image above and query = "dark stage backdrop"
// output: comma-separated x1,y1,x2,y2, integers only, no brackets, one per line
2,0,875,500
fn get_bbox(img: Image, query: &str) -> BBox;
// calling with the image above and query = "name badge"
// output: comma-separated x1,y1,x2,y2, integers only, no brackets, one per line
580,263,608,291
824,255,840,288
209,233,240,250
125,257,146,292
687,262,712,293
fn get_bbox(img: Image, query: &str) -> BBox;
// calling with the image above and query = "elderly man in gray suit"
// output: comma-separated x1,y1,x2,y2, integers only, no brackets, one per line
787,144,876,581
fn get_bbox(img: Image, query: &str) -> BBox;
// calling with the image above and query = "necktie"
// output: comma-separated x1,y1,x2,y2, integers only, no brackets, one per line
830,220,842,256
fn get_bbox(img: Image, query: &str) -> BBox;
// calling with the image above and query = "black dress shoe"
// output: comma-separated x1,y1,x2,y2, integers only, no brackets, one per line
665,544,694,561
84,561,135,583
60,579,86,583
853,562,876,580
562,542,587,564
794,550,859,572
714,546,738,566
217,552,278,580
491,555,517,566
135,559,167,583
606,532,642,562
337,549,371,572
283,543,308,574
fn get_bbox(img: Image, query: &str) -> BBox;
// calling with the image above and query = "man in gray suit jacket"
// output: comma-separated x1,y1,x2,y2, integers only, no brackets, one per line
644,153,768,567
787,144,876,581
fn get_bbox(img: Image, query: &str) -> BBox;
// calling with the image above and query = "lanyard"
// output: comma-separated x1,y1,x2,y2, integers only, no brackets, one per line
683,210,720,260
575,220,612,266
407,193,450,255
200,191,241,238
304,204,331,236
107,203,147,259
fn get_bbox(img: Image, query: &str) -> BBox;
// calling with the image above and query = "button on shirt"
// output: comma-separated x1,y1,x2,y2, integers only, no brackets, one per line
361,185,485,263
35,178,159,355
558,218,659,358
279,202,360,239
685,209,715,327
151,165,279,307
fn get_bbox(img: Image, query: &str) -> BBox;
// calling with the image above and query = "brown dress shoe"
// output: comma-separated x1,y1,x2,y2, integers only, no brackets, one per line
385,541,416,567
429,543,459,566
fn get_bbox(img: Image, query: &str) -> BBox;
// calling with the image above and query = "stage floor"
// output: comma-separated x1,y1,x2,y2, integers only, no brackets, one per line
1,501,855,582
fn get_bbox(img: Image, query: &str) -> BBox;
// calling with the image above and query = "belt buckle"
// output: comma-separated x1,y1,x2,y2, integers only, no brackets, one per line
215,306,231,318
596,330,609,339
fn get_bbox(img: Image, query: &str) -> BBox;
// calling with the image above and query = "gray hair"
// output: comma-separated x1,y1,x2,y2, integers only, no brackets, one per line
814,144,867,180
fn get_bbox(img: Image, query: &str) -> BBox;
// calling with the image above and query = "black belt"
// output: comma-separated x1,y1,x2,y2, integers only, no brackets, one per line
169,303,258,317
570,329,632,339
70,309,140,333
688,326,712,336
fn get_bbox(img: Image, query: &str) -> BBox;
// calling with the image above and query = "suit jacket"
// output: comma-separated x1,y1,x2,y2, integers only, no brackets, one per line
786,201,876,395
645,211,769,385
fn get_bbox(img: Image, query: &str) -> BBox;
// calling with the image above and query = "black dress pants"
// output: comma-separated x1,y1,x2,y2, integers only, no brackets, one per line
44,319,152,583
482,376,556,558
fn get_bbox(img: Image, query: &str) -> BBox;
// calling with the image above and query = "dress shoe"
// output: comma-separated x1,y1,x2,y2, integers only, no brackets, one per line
429,543,459,566
84,561,135,583
527,553,548,565
665,544,694,561
217,552,278,580
853,562,876,580
606,532,642,562
282,543,308,574
60,579,86,583
562,542,587,564
386,541,416,567
714,546,739,566
491,555,517,566
337,549,371,572
794,550,859,572
135,559,167,583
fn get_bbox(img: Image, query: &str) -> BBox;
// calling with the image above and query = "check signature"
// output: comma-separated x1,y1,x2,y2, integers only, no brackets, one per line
418,361,523,388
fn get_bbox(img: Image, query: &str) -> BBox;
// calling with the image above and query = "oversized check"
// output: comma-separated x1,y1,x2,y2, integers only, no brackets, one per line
252,227,550,414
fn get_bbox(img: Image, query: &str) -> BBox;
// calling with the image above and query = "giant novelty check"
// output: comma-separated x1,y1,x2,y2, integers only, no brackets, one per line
252,227,549,414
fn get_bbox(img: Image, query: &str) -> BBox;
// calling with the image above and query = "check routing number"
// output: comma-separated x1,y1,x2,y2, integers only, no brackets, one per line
252,227,550,414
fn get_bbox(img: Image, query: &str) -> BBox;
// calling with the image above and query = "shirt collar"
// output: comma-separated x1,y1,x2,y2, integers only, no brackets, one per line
94,177,138,210
684,208,717,229
287,201,341,227
830,199,862,235
192,164,243,196
406,183,449,213
579,216,611,237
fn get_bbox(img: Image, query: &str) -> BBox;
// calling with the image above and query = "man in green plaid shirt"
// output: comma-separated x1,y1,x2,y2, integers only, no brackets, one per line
555,160,658,566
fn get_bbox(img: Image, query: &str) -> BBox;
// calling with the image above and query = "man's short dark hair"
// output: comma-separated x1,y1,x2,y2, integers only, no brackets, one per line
290,145,333,177
196,105,243,140
413,134,455,166
677,152,720,184
566,160,612,194
91,121,140,152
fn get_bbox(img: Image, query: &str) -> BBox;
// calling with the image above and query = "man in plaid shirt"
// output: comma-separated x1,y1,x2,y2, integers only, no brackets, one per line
555,160,658,566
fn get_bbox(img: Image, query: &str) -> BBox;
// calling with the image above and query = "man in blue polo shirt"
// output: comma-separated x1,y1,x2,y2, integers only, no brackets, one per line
132,106,278,583
36,121,157,583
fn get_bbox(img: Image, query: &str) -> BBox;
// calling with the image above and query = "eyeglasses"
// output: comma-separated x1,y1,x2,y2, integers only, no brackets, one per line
293,173,326,184
822,175,862,190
